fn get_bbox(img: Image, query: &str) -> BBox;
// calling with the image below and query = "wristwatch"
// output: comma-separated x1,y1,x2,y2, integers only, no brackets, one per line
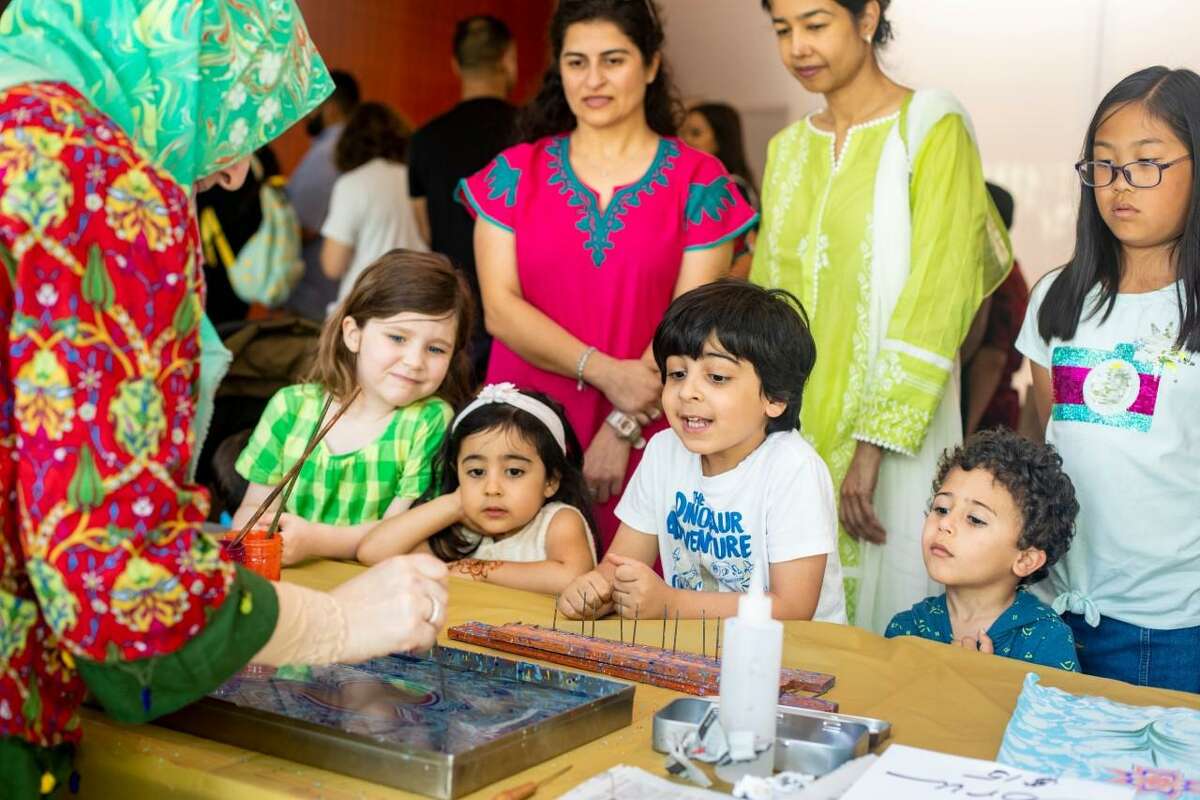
606,410,646,449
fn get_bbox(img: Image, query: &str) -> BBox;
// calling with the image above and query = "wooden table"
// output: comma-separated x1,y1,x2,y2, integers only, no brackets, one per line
76,560,1200,798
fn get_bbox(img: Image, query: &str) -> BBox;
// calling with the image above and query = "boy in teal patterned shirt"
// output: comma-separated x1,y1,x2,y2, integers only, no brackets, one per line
886,430,1080,671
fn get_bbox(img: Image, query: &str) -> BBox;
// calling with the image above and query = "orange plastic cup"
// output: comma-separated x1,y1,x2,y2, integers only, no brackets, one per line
223,528,283,581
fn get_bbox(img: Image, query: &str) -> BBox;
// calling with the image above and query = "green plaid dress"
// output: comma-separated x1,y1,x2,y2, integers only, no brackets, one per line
236,384,452,525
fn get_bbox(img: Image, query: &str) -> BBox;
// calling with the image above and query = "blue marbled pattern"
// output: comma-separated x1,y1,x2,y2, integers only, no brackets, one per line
998,673,1200,799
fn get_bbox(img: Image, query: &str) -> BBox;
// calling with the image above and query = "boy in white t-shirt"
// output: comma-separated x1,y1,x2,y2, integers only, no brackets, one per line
558,280,846,623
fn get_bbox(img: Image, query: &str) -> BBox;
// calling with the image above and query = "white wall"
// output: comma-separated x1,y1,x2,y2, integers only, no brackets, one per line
660,0,1200,284
659,0,805,186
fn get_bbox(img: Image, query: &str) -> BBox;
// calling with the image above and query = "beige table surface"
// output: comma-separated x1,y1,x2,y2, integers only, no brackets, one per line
76,559,1200,798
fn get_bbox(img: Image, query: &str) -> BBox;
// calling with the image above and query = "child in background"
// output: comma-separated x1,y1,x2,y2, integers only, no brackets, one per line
1016,67,1200,691
886,429,1080,671
357,384,598,594
558,280,846,622
233,250,473,564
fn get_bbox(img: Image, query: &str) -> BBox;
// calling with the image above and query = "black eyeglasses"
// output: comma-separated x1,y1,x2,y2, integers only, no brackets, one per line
1075,155,1192,188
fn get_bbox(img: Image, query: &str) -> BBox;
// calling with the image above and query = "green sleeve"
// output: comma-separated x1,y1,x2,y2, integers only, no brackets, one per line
748,132,783,286
0,737,74,799
76,566,278,724
235,385,296,486
854,114,1012,455
395,399,452,499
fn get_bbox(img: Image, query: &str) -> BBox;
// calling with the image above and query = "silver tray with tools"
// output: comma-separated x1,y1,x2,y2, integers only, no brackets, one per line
652,697,890,776
155,646,634,799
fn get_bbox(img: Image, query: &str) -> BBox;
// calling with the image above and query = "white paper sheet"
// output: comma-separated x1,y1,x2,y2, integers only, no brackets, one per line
560,764,730,799
842,745,1137,800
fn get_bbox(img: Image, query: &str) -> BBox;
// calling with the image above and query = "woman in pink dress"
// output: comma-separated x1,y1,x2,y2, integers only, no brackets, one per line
459,0,757,553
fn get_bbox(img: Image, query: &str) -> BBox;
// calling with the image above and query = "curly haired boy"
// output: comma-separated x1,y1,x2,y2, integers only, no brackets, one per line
886,429,1080,671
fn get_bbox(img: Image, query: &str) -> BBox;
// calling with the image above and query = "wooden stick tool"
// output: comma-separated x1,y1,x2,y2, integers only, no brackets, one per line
490,764,572,800
228,387,360,548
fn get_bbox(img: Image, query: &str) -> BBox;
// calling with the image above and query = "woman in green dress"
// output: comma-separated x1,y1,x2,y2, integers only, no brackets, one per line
750,0,1011,631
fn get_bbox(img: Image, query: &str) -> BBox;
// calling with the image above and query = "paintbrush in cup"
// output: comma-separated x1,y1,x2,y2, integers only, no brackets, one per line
227,387,359,551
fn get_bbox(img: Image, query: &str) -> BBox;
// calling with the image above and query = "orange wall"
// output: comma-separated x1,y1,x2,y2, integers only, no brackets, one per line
275,0,554,173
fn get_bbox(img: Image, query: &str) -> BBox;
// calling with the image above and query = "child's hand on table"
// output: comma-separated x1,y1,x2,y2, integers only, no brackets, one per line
558,570,614,619
278,512,317,565
608,554,673,618
447,558,501,581
956,629,994,655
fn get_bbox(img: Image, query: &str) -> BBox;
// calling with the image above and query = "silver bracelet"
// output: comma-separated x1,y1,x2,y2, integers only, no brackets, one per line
576,346,597,391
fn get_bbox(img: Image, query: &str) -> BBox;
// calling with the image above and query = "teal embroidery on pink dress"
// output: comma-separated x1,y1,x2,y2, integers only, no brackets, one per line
685,175,739,225
546,135,680,267
484,155,521,207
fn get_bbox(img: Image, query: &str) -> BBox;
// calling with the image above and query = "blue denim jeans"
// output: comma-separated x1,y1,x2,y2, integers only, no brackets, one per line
1064,612,1200,694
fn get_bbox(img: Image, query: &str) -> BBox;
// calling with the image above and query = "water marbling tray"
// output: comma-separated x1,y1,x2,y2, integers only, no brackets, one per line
155,646,634,798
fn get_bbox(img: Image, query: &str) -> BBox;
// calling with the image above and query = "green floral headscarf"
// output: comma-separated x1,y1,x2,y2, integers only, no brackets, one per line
0,0,332,187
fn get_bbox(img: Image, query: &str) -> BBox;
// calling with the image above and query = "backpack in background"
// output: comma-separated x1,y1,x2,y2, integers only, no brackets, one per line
200,157,304,307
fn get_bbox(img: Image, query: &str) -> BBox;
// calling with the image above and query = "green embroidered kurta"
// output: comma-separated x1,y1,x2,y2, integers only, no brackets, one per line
750,99,1009,624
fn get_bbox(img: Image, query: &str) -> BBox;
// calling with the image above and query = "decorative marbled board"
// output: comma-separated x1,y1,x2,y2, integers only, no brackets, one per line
158,646,634,798
210,648,620,753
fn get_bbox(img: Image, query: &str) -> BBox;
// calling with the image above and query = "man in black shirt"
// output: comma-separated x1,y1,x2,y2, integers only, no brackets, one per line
408,15,518,385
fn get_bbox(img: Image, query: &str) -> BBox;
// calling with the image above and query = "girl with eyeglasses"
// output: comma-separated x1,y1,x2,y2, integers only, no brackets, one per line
1016,67,1200,693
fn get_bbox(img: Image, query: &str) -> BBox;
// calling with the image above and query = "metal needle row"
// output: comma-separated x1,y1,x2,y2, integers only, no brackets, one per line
551,596,722,660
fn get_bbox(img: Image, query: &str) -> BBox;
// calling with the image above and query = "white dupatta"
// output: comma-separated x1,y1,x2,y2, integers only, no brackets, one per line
855,90,993,632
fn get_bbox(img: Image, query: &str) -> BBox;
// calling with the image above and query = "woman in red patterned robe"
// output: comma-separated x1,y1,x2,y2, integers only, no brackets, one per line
0,3,449,795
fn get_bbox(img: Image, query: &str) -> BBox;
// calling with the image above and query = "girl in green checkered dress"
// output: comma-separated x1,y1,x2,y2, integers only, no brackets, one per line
234,251,474,564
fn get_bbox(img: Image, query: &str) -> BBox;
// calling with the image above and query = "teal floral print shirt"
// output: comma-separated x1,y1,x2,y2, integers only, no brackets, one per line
886,590,1079,672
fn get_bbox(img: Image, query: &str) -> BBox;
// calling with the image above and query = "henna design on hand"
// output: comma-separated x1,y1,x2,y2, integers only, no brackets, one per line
453,558,504,581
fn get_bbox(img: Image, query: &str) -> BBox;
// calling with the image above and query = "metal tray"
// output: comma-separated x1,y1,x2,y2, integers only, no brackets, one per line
774,704,891,749
156,646,634,799
652,697,878,776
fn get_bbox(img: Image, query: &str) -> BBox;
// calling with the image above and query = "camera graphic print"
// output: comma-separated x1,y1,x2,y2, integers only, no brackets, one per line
1050,324,1195,432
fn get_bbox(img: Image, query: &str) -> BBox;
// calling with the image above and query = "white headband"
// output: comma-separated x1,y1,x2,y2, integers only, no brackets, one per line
451,383,567,454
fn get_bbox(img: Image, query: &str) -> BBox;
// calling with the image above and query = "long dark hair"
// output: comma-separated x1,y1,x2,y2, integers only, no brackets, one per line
518,0,683,142
425,390,598,561
690,103,757,199
1038,66,1200,352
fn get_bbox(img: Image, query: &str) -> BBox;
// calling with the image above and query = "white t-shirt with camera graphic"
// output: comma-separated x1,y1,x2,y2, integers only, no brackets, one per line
615,429,847,623
1017,271,1200,629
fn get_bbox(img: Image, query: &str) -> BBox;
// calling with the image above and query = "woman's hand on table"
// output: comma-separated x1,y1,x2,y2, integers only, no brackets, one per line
590,353,662,425
558,570,614,620
583,424,632,504
332,554,449,659
839,441,888,544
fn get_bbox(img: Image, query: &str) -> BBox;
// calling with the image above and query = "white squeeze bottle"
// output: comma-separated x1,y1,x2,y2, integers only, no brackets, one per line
717,561,782,779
